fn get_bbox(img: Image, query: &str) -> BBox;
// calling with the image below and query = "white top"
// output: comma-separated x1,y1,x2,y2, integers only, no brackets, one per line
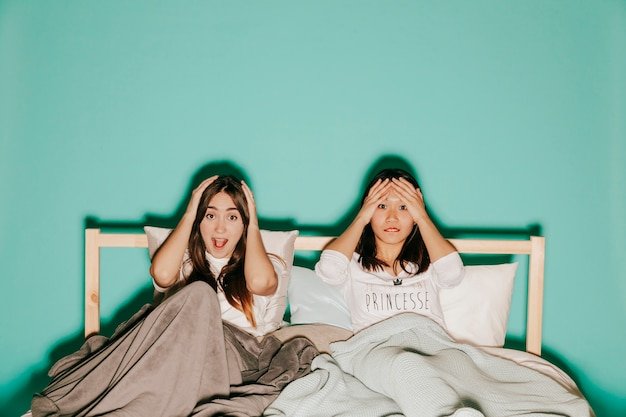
153,253,287,337
315,250,464,332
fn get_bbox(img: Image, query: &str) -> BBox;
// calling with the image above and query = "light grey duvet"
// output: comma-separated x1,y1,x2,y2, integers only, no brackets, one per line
264,313,593,417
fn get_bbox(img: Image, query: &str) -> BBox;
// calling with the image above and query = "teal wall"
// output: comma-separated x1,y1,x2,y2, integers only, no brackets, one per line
1,1,624,415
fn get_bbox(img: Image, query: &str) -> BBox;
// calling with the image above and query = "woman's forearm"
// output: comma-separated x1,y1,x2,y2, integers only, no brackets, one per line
415,214,456,262
244,224,278,296
325,215,369,259
150,213,195,288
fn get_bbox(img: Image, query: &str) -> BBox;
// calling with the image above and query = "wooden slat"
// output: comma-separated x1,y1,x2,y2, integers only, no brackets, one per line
294,236,334,251
98,233,148,247
449,238,532,254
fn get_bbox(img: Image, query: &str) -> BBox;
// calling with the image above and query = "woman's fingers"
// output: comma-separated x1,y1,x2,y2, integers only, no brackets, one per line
358,179,391,223
391,177,416,195
368,178,391,200
391,178,421,202
391,178,426,221
187,175,218,214
193,176,218,197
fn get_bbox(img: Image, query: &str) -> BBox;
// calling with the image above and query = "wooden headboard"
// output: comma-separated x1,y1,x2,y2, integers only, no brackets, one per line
84,229,545,355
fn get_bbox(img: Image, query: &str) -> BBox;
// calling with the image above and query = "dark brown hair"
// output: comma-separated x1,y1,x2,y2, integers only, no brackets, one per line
186,176,256,326
355,168,430,274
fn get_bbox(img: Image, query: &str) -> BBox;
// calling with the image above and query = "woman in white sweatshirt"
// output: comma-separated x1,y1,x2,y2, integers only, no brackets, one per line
315,168,464,333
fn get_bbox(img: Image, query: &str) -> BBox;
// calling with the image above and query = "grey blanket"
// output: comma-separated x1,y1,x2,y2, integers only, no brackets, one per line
264,313,593,417
31,281,318,417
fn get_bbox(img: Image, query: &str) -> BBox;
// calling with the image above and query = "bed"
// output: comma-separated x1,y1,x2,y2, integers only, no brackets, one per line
26,227,594,417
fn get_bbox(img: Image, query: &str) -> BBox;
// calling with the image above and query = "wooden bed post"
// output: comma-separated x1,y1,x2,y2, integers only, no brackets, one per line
526,236,545,356
85,228,101,338
84,230,149,338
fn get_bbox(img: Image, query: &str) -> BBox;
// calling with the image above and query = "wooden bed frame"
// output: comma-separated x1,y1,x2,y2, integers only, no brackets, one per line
84,229,546,356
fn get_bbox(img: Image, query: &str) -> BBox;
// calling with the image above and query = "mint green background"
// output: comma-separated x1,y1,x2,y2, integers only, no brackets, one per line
1,1,625,416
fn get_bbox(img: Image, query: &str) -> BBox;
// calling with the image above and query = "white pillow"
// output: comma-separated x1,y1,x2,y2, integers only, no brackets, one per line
287,266,353,331
143,226,299,278
144,226,175,259
440,263,518,348
285,262,517,347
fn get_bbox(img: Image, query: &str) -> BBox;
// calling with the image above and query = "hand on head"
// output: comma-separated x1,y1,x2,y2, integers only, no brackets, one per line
390,177,427,224
240,180,259,228
357,178,392,224
358,177,427,225
186,176,219,216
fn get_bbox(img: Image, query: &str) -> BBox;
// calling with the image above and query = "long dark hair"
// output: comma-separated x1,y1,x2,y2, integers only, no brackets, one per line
185,176,256,326
355,168,430,274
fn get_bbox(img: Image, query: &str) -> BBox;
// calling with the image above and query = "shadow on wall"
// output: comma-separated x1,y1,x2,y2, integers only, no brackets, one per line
9,155,592,416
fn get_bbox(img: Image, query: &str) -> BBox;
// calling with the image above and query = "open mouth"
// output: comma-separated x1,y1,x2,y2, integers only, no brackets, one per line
212,238,228,249
384,228,400,232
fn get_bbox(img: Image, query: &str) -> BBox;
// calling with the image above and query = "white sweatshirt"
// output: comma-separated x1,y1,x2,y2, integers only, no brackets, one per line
315,250,464,332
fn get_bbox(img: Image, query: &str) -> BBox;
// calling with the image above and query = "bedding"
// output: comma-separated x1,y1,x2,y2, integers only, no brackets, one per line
440,262,517,347
288,265,354,331
30,282,318,417
265,313,593,417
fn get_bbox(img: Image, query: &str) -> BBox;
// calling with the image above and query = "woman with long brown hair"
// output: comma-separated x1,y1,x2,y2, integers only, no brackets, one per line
30,174,315,417
151,175,284,335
